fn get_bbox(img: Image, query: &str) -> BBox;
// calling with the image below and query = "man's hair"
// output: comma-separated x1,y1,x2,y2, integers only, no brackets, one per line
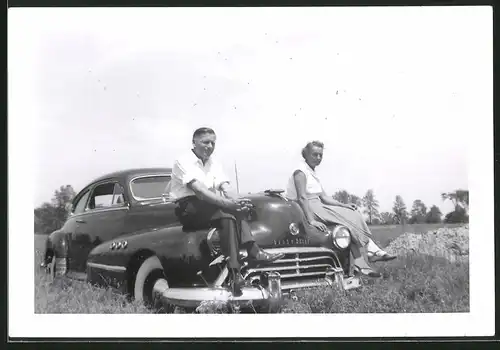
192,127,216,142
301,140,324,159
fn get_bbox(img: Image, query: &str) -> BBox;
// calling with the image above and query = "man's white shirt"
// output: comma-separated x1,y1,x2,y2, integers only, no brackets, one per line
168,150,231,200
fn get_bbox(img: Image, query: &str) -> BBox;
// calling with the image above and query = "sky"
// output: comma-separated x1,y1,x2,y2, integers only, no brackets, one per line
10,7,488,215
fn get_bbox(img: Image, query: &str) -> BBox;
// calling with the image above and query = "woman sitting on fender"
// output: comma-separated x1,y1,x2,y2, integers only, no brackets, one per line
284,140,396,278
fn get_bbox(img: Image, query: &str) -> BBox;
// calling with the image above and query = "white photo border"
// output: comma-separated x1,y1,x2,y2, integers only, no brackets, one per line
8,6,495,338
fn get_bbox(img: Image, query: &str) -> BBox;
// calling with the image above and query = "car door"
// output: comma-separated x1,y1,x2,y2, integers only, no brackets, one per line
66,188,92,272
72,181,129,272
124,174,179,233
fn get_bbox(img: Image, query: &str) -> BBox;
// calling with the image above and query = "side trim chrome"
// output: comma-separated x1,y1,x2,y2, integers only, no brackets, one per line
87,262,126,272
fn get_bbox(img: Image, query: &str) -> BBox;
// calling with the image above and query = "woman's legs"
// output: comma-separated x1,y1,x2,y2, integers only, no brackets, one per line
339,209,396,262
350,243,381,278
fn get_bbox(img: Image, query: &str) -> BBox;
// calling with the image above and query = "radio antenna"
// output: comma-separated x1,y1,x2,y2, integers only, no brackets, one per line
234,161,240,195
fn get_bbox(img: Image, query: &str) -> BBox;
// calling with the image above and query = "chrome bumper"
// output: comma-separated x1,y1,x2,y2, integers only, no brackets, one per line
280,267,362,295
152,269,361,313
153,271,283,312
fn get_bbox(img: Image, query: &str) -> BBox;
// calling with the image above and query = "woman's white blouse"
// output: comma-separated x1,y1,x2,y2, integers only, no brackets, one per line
285,161,324,200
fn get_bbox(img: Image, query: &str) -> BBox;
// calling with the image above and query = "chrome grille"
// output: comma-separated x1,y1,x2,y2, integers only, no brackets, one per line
241,247,342,290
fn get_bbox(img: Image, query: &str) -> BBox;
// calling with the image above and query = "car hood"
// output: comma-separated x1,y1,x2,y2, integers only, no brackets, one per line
243,192,330,248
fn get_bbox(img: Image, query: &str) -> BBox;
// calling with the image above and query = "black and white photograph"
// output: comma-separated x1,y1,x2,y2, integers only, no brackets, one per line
8,6,494,338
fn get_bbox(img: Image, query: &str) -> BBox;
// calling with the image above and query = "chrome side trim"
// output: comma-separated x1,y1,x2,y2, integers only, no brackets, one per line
87,262,126,272
85,206,129,214
71,205,129,219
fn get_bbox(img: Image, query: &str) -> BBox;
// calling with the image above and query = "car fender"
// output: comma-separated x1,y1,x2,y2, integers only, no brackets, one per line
44,230,68,263
86,224,210,288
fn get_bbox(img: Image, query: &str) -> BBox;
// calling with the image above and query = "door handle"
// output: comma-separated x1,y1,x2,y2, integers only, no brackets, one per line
76,219,86,224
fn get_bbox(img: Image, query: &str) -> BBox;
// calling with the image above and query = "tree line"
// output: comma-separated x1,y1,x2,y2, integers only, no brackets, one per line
34,185,76,235
34,184,469,235
332,189,469,225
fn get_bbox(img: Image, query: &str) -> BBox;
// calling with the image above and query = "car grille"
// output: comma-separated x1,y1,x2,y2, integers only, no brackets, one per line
240,247,343,291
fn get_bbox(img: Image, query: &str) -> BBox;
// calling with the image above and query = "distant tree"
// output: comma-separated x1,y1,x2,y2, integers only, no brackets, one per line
392,195,408,224
349,194,362,207
441,189,469,224
371,217,382,225
441,189,469,215
409,199,428,224
444,207,469,224
380,211,396,225
52,185,77,215
425,205,443,223
333,190,350,204
34,185,76,235
333,190,362,207
362,189,380,225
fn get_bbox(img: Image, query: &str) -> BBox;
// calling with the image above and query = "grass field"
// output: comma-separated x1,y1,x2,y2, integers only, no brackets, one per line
34,223,469,314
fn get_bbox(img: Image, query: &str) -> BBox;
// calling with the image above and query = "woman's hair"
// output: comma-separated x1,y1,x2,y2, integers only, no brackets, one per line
301,140,324,159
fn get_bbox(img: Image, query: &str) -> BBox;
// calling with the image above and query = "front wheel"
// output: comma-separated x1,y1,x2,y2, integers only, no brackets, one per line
133,256,173,312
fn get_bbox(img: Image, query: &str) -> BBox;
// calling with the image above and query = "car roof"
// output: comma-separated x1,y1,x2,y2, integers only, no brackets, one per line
89,167,172,184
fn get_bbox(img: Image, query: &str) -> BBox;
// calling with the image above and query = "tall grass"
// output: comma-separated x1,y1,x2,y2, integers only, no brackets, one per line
34,224,469,314
281,252,469,314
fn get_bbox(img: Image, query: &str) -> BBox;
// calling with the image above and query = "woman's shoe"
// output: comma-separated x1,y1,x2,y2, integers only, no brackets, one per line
368,250,397,263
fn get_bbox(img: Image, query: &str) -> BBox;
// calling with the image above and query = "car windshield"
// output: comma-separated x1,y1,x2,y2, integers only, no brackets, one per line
130,175,171,200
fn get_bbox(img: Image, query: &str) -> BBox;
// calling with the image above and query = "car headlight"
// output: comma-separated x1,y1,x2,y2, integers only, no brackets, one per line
331,225,351,250
207,228,221,255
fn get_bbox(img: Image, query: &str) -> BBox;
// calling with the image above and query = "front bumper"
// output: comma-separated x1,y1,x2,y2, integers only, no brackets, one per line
153,271,283,312
152,269,361,313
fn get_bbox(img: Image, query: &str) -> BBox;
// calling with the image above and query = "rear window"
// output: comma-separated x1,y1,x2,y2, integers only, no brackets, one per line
130,175,171,200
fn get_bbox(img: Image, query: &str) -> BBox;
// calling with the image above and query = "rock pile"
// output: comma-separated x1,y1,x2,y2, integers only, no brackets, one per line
384,225,469,263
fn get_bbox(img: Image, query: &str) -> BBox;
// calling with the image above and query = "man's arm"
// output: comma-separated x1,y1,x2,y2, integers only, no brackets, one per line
188,180,237,209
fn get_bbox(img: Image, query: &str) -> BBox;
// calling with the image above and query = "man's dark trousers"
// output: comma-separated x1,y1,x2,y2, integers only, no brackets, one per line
175,196,254,270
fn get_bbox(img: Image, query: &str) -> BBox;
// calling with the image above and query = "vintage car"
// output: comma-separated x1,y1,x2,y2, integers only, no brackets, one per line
41,168,362,312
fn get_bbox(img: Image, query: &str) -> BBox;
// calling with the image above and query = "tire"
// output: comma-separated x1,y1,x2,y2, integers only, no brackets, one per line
133,256,171,311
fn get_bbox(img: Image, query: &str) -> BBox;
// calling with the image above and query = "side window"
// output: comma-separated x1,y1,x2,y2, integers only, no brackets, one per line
73,190,90,215
87,182,126,210
111,183,125,205
130,175,172,200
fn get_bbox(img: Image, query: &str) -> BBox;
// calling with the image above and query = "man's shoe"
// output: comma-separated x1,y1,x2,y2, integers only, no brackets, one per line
249,249,285,264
